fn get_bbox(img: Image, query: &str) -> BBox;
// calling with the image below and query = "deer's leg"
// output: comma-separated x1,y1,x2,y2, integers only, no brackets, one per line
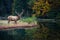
15,21,17,24
8,20,10,24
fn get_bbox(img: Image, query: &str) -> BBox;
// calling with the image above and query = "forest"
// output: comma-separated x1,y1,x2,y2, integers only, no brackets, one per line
0,0,60,18
0,0,60,40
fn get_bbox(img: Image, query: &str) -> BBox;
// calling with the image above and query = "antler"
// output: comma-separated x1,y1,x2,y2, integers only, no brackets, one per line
20,9,24,16
15,10,20,15
15,9,24,17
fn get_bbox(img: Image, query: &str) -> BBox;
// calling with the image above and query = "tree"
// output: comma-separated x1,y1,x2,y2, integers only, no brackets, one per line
12,0,16,15
32,0,50,17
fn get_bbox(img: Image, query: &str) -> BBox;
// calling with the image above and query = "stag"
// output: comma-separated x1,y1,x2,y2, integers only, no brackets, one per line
8,9,24,24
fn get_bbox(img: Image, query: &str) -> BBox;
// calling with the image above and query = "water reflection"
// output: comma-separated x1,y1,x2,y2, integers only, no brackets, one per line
0,21,59,40
0,29,25,40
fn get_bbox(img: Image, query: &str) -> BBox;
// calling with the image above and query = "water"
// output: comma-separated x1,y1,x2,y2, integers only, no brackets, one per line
0,19,59,40
0,29,26,40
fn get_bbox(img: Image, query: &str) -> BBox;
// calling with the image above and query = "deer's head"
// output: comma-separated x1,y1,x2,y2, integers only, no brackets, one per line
15,9,24,19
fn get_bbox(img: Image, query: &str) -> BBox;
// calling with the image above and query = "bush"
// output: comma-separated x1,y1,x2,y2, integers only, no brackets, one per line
20,17,37,24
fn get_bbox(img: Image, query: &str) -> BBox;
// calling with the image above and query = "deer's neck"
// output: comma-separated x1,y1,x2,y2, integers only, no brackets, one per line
17,15,21,20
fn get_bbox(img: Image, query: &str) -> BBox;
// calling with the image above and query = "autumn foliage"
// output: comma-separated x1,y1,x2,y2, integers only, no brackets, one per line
32,0,50,17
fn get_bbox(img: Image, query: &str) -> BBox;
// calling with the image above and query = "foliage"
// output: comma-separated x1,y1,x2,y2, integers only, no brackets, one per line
0,0,12,16
32,0,50,17
27,0,36,8
0,0,60,40
0,0,60,19
12,0,16,15
20,17,37,23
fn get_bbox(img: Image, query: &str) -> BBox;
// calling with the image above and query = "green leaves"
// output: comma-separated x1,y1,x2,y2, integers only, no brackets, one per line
20,17,37,23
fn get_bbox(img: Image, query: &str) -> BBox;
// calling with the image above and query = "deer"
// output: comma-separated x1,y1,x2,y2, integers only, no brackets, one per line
7,9,24,24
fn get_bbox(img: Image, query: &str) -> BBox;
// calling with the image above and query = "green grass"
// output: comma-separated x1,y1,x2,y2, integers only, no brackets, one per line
20,17,37,24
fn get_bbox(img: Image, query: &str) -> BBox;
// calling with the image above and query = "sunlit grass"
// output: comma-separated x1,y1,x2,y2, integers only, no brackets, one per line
19,17,37,24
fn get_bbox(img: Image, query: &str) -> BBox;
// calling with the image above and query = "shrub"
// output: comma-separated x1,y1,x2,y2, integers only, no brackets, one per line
20,17,37,24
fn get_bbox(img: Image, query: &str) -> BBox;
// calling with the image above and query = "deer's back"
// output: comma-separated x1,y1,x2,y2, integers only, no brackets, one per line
8,16,18,21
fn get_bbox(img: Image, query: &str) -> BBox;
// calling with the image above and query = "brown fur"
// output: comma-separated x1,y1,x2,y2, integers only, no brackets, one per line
8,9,24,24
8,16,19,24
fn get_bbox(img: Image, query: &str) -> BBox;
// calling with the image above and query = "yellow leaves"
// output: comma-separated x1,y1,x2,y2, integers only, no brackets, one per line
32,2,40,10
32,5,37,10
32,14,36,17
46,0,49,6
32,11,40,17
36,11,40,15
32,0,50,16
